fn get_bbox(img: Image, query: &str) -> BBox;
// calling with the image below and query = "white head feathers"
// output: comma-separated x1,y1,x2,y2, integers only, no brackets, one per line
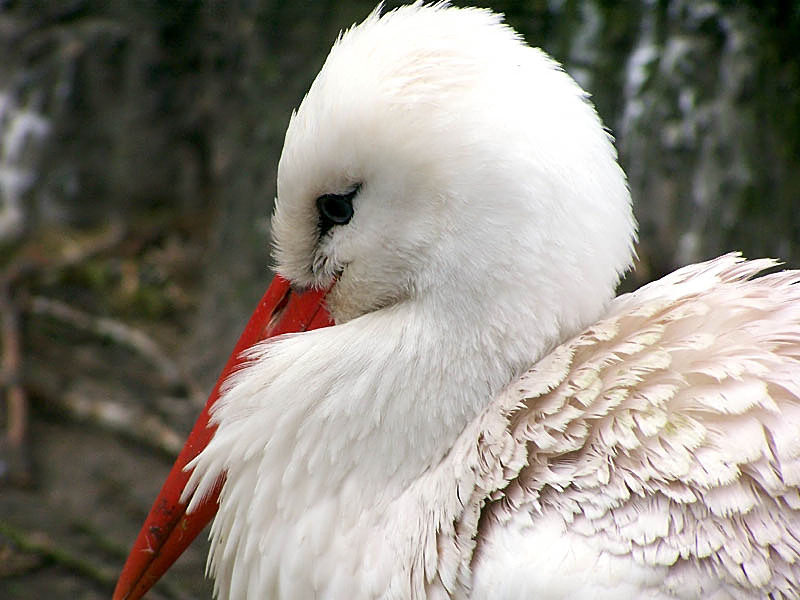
272,3,636,343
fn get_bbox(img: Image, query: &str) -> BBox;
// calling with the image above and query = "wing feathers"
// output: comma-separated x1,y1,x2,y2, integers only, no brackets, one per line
474,255,800,597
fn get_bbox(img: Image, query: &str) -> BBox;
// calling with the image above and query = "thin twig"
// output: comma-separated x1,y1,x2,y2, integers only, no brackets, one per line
1,284,24,443
0,531,42,577
59,390,185,457
1,221,126,286
0,282,32,486
0,520,116,590
28,295,186,391
0,520,194,599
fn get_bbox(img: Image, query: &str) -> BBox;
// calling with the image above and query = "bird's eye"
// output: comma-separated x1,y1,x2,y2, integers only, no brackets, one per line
317,185,359,236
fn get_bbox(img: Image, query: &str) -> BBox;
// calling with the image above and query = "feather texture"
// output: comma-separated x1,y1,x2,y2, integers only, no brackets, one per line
186,256,800,599
470,255,800,598
177,3,800,598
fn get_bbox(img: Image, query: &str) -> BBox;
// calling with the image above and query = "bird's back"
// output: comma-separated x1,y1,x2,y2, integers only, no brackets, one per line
466,254,800,599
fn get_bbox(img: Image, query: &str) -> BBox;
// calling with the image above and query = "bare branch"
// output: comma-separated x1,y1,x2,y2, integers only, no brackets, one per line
0,520,116,589
60,390,185,457
28,295,188,392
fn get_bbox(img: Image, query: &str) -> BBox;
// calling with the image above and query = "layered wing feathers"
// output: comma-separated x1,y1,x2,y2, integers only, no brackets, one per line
475,254,800,598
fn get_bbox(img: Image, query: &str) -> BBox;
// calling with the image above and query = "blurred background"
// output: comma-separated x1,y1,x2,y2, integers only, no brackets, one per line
0,1,798,598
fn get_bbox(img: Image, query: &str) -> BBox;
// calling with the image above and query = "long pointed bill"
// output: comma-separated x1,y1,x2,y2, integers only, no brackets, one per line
113,275,334,600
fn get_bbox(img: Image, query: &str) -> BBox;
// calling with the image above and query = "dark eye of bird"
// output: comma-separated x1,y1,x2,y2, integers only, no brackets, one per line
317,184,360,237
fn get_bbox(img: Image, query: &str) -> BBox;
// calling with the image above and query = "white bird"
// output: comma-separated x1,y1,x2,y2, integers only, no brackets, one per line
114,3,800,600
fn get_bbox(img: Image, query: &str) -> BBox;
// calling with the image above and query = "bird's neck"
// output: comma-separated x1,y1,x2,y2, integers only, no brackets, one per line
209,293,540,499
295,299,531,495
197,291,571,597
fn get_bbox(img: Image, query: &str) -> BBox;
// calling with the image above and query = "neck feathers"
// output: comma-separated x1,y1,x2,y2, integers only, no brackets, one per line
183,299,524,598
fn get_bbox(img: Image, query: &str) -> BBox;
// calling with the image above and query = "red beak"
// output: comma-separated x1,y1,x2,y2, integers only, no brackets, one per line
112,274,334,600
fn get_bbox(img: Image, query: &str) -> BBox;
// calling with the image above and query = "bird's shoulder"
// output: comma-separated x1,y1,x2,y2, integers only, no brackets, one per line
468,254,800,598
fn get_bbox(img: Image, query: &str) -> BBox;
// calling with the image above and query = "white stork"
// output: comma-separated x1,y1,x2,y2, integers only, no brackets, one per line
114,3,800,599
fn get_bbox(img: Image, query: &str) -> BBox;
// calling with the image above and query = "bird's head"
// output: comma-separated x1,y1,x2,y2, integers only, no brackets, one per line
272,4,636,328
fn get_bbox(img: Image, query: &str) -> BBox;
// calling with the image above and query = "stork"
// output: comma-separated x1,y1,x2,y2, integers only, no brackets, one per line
114,3,800,599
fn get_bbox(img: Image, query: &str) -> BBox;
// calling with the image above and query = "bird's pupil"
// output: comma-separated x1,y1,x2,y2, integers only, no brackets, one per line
321,195,352,222
317,185,359,236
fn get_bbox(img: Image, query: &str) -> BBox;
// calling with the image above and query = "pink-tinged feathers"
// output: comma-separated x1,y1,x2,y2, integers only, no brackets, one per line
475,254,800,598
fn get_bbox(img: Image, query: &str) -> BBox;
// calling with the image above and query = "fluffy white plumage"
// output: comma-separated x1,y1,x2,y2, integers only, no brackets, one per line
184,3,800,599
